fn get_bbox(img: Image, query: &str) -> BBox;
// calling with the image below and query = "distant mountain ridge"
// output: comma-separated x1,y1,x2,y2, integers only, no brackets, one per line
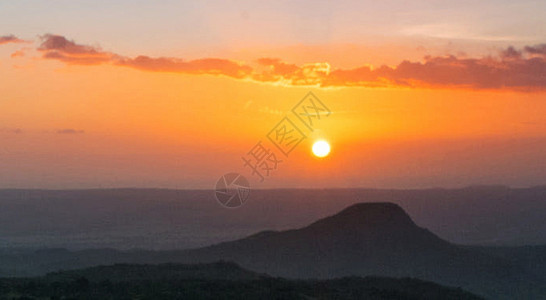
2,186,546,249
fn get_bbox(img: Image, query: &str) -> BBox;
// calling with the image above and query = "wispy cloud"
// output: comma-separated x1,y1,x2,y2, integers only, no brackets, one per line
35,34,546,91
0,128,23,134
399,23,530,42
0,35,26,45
10,48,28,58
116,56,252,78
322,46,546,91
38,34,115,65
256,45,546,91
56,129,85,134
38,34,251,77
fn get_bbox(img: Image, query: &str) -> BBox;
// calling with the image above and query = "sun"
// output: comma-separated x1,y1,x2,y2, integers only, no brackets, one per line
312,140,331,158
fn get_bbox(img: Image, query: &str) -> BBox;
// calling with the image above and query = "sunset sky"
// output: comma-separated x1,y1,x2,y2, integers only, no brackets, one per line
1,0,546,189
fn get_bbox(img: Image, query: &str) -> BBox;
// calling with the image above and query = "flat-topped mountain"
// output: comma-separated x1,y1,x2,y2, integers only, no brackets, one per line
171,203,537,299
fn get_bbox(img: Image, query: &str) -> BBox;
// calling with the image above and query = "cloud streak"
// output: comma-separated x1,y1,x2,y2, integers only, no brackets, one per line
38,34,116,65
36,34,546,91
116,56,252,78
56,129,85,134
322,50,546,91
0,128,23,134
0,35,26,45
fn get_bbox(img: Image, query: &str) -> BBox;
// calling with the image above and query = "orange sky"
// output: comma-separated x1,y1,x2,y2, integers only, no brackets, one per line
1,1,546,188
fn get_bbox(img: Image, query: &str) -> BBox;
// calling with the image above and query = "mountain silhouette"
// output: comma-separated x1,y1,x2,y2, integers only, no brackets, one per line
174,202,536,299
0,202,542,298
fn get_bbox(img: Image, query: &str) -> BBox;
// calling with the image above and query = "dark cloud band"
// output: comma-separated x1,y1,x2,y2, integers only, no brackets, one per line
36,34,546,91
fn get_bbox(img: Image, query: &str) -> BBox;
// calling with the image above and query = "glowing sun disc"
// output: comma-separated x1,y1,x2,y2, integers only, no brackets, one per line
312,140,331,158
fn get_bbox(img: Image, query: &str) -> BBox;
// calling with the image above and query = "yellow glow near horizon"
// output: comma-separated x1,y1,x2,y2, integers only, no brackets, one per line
312,140,331,158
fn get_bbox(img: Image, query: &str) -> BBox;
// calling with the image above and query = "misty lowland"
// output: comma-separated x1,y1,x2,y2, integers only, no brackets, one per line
0,187,545,299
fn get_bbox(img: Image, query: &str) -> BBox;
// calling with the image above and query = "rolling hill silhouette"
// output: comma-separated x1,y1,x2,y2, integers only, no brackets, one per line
0,262,484,300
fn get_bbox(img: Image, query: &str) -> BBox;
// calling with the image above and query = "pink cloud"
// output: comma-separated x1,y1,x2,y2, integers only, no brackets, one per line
116,56,252,78
0,35,26,45
38,34,115,65
36,34,546,91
